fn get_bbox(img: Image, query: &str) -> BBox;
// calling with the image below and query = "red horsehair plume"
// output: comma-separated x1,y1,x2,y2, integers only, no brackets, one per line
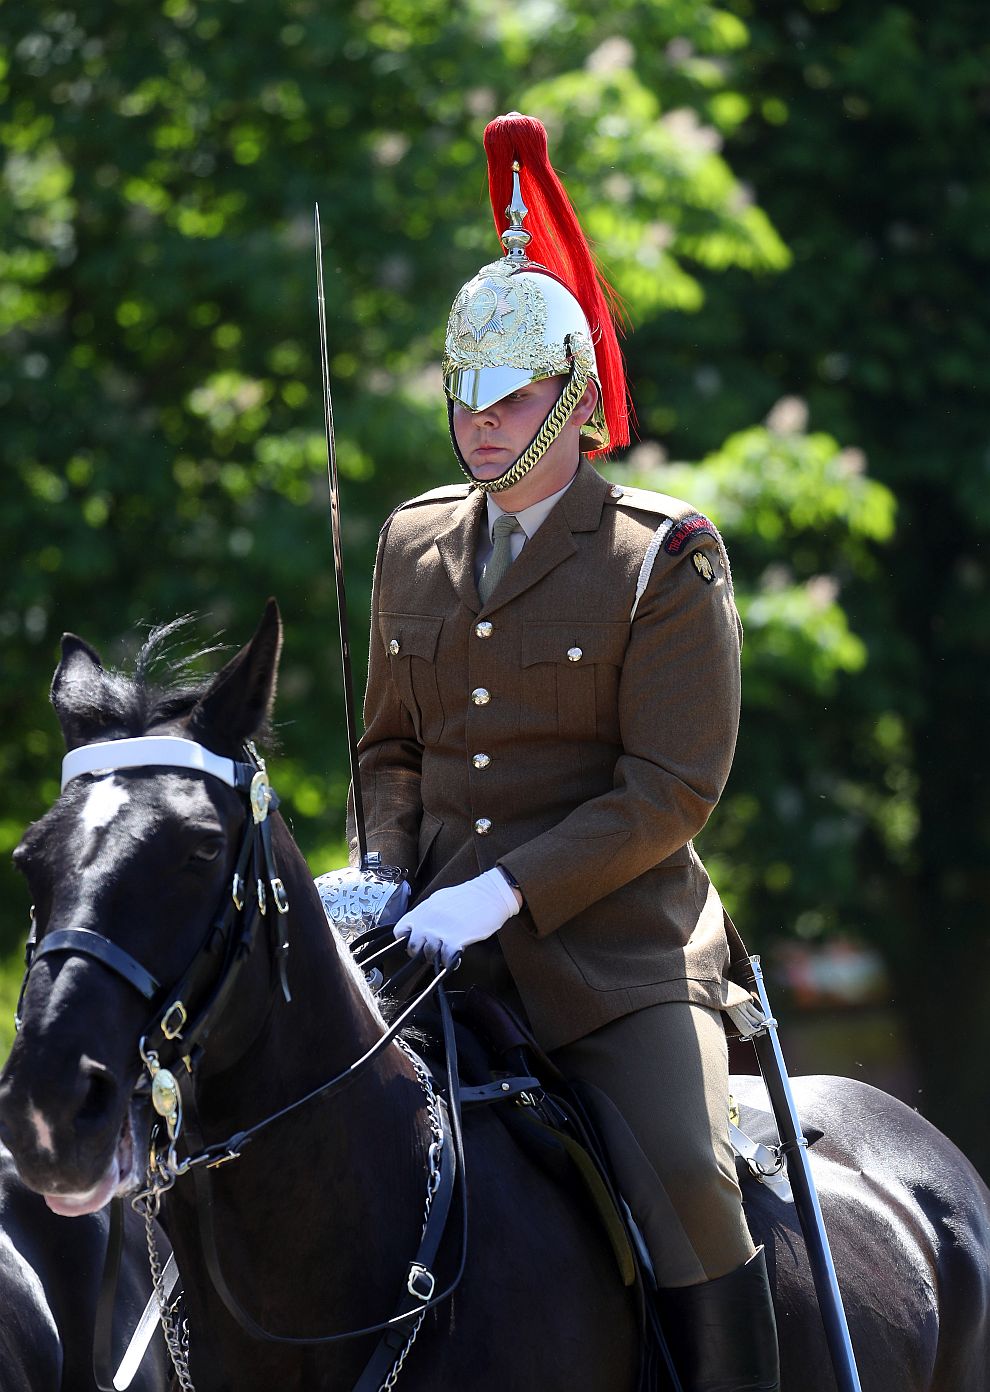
483,112,631,454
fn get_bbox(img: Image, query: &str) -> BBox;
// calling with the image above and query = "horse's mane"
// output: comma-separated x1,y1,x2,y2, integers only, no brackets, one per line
76,616,271,743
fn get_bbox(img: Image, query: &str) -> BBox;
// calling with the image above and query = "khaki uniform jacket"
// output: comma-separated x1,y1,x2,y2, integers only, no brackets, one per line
350,460,752,1051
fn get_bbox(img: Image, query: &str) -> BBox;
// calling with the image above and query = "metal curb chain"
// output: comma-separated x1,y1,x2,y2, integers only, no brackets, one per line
137,1189,196,1391
378,1039,446,1392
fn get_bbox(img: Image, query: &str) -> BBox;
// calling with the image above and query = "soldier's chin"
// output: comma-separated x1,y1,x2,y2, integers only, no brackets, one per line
468,455,513,483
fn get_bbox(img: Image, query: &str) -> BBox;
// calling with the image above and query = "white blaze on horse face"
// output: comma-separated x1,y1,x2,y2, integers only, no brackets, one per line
81,777,130,837
27,1104,55,1156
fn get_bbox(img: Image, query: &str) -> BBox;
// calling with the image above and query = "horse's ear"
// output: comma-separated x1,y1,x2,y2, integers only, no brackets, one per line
51,634,108,751
188,599,283,751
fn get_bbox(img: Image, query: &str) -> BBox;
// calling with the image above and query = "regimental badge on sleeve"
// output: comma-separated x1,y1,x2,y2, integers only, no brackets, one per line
692,550,716,583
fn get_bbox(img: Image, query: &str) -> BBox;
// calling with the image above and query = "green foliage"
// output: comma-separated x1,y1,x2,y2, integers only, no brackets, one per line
0,954,21,1063
656,0,990,1164
1,0,986,1170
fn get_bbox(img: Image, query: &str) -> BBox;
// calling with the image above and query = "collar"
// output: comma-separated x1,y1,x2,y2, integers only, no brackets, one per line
434,459,612,614
559,457,611,532
485,475,575,543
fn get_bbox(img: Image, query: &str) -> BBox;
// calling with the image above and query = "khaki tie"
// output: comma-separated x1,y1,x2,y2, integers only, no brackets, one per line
479,513,521,604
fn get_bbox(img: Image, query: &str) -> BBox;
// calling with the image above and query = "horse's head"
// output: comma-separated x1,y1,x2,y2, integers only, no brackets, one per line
0,601,283,1215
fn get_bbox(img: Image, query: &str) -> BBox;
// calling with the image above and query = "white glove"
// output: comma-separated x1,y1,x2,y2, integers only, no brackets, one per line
724,995,769,1040
393,868,521,967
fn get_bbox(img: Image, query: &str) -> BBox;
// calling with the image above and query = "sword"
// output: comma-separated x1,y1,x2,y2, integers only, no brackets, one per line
112,1253,179,1390
315,203,369,867
743,955,863,1392
313,207,405,926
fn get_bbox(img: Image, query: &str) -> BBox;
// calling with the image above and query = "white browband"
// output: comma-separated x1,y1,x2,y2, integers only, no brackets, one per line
61,737,240,791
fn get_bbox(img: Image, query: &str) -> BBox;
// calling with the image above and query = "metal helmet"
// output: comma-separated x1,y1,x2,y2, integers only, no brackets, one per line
443,114,629,493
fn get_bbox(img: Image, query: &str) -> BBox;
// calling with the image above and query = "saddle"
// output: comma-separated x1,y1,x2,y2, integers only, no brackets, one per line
405,984,680,1392
436,986,640,1286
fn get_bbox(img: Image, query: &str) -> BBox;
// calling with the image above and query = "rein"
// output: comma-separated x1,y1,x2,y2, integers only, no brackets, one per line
170,976,470,1339
143,951,461,1178
30,736,471,1390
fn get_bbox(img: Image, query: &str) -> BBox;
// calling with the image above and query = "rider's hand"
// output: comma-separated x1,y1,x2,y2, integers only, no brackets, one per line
724,996,769,1039
393,868,521,967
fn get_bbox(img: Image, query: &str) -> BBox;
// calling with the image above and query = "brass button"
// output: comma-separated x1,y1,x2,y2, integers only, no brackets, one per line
474,621,494,639
567,647,583,662
474,818,492,836
471,687,491,706
472,753,491,769
388,638,400,656
610,485,623,499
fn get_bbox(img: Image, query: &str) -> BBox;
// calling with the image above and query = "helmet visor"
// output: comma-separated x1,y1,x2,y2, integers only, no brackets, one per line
444,364,551,414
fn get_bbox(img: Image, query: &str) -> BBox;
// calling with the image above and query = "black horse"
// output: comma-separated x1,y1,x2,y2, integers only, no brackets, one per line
0,602,987,1391
0,1143,168,1391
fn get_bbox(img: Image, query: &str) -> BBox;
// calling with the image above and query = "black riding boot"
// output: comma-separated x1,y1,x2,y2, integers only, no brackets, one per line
658,1247,780,1392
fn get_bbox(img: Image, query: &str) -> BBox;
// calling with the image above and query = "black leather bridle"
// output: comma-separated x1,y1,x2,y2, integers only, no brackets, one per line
20,735,477,1392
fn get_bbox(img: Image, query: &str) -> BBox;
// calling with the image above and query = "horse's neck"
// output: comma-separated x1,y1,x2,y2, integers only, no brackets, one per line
198,821,403,1115
166,824,431,1355
272,820,390,1061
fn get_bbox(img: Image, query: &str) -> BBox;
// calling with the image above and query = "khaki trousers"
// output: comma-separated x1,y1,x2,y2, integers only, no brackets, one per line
551,1002,756,1287
457,942,755,1287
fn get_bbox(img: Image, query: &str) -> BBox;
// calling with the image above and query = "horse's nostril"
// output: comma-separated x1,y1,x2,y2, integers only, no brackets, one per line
76,1067,117,1127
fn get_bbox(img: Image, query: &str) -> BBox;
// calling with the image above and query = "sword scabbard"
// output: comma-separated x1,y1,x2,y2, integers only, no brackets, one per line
741,954,863,1392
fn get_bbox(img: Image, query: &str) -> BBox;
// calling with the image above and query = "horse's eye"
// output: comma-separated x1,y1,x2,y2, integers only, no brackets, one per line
189,839,223,865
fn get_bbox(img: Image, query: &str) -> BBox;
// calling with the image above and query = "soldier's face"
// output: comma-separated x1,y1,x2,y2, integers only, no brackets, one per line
452,376,573,485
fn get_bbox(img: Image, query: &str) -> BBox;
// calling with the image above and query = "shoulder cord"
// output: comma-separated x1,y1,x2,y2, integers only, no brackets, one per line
627,512,736,624
629,520,674,622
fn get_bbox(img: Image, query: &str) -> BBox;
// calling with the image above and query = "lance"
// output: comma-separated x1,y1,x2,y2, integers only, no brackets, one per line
313,207,405,932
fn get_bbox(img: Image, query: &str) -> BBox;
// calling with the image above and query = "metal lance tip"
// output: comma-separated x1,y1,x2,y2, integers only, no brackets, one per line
501,159,532,260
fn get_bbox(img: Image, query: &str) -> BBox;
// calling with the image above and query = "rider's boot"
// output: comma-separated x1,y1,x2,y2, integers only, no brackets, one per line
657,1246,779,1392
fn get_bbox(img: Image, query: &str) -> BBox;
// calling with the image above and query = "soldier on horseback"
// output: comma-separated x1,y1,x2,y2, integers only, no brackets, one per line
347,112,779,1392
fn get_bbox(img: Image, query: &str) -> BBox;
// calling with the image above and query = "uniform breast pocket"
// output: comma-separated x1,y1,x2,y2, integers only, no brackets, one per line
520,621,628,742
379,612,445,745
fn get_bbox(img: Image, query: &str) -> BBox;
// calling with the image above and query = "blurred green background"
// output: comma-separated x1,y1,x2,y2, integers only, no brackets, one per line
2,0,987,1177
